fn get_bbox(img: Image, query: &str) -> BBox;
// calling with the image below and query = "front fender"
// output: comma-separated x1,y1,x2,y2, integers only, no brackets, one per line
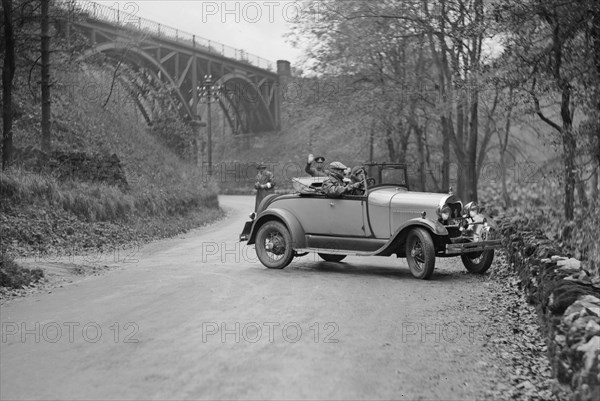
395,218,449,237
247,208,306,248
375,218,448,256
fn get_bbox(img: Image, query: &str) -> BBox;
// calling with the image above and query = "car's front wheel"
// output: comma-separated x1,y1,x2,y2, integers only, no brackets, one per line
405,228,435,279
255,221,294,269
318,253,346,262
461,250,494,274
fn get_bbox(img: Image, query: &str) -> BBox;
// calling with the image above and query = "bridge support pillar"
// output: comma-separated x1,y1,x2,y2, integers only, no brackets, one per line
276,60,291,131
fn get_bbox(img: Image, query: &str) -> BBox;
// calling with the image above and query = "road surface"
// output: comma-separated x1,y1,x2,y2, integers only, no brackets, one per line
1,195,506,400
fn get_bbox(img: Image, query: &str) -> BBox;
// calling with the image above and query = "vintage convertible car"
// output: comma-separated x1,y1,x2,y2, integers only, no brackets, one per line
239,163,502,279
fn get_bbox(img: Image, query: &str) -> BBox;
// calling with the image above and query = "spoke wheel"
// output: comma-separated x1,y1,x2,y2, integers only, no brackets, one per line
255,221,294,269
405,228,435,280
461,249,494,274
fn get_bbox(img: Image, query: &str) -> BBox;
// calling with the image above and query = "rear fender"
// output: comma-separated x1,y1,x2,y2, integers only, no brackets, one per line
248,208,306,248
257,194,281,213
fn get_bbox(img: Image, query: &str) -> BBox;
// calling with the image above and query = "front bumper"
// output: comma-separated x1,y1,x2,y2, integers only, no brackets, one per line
445,239,503,255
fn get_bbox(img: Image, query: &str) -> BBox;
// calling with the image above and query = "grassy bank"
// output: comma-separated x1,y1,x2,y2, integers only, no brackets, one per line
1,64,223,288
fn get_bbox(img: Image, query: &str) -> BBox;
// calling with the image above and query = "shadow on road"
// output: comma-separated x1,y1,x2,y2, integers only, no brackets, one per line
256,259,468,282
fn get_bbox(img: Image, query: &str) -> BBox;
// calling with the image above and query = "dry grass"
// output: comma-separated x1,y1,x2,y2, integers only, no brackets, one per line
0,167,218,223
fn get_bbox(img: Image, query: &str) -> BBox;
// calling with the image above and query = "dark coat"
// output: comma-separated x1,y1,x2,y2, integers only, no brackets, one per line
321,171,350,198
254,170,275,211
305,162,328,177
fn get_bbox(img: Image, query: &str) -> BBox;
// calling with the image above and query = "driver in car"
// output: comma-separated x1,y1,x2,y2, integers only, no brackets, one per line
322,161,363,197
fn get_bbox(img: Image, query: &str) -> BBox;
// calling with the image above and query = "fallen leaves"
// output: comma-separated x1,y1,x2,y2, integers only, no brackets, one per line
482,252,572,400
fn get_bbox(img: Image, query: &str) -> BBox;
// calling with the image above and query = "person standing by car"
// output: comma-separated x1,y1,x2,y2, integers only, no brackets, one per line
254,163,275,212
321,161,362,198
305,154,327,177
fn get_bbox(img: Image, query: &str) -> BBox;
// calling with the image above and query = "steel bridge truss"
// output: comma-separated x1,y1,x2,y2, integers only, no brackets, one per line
66,2,280,134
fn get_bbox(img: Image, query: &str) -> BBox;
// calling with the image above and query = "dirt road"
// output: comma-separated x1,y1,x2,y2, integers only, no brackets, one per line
1,195,507,400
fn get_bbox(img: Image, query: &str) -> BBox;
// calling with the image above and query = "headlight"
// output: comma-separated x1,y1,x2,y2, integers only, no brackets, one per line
441,206,451,220
464,201,478,217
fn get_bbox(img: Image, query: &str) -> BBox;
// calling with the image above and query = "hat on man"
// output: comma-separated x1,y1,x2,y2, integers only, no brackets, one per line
329,161,347,171
257,163,267,169
314,156,325,163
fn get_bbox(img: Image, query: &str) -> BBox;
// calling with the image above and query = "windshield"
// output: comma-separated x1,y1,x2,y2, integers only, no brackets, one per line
380,167,408,186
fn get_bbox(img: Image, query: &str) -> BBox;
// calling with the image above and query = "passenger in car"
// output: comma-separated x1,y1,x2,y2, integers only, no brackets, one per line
305,154,327,177
348,166,367,195
322,161,362,197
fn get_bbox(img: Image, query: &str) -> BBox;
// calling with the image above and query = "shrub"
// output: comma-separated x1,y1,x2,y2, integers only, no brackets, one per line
0,253,44,289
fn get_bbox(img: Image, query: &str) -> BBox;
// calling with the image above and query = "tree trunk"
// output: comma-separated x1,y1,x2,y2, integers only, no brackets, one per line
2,0,15,170
563,127,576,219
499,88,513,209
415,124,427,191
500,152,511,208
385,126,396,163
467,90,479,203
455,100,466,201
399,126,410,163
369,125,374,162
561,85,576,219
576,175,588,208
442,116,450,192
592,163,599,202
41,0,51,152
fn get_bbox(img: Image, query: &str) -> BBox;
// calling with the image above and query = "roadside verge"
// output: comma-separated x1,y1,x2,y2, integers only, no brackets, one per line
499,217,600,401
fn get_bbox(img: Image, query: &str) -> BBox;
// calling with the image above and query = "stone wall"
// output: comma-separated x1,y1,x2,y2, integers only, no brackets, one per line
500,218,600,400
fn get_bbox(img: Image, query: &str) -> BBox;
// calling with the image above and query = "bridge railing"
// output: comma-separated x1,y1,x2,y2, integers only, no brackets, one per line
57,0,275,71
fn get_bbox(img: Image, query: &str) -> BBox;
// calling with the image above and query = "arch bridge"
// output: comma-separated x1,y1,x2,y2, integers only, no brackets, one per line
60,0,286,134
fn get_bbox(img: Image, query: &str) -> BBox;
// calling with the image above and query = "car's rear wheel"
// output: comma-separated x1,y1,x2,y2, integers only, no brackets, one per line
405,228,435,280
461,249,494,274
318,253,346,262
255,221,294,269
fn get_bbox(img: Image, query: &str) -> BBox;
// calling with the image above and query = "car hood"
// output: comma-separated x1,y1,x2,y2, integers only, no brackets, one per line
369,187,458,211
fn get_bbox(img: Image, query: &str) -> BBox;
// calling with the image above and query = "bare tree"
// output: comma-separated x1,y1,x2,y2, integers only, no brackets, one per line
500,0,599,218
2,0,15,169
40,0,51,151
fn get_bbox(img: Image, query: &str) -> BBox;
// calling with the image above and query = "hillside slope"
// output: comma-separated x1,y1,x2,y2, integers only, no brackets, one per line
1,63,222,270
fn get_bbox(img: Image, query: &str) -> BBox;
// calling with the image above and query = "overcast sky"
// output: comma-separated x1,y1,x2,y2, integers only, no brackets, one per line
95,0,305,66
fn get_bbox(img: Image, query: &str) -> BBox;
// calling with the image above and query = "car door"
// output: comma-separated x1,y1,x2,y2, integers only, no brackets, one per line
288,195,366,237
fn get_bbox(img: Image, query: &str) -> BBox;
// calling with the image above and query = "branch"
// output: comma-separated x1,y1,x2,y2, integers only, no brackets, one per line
530,78,562,133
532,93,562,133
103,56,125,108
27,54,42,100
